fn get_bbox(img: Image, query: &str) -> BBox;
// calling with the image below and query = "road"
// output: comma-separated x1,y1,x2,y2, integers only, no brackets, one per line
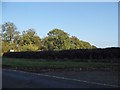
2,69,119,88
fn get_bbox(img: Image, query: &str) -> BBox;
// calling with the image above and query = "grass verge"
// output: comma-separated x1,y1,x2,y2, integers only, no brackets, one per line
2,58,119,72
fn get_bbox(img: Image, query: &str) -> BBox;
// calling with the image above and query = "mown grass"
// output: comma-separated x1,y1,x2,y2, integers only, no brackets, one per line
2,57,118,71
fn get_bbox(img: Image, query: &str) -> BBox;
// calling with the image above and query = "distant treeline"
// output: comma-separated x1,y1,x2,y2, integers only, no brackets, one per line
1,22,96,55
3,47,120,63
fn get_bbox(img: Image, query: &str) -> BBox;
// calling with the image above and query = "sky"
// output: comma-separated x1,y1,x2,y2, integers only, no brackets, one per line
2,0,120,2
2,2,118,48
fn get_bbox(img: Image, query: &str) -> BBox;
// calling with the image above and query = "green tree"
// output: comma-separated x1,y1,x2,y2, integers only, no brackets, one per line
80,40,92,49
71,36,97,49
2,22,20,52
43,28,96,50
43,28,71,50
1,22,97,53
70,36,82,49
21,44,39,51
2,41,10,53
2,22,17,42
19,29,42,51
91,45,97,49
13,31,21,45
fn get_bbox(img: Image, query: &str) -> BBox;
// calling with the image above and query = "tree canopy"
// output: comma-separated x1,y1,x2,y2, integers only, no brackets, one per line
43,29,71,50
1,22,97,53
2,22,17,42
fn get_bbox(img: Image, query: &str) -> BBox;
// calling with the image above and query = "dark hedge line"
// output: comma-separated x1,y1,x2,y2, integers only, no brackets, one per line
3,47,120,63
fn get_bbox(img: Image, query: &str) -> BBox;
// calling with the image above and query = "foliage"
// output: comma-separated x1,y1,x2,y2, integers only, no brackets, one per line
18,29,42,51
2,22,18,42
3,48,120,63
2,41,10,53
43,29,95,50
21,44,39,51
1,22,97,53
43,29,71,50
69,36,92,49
20,29,41,45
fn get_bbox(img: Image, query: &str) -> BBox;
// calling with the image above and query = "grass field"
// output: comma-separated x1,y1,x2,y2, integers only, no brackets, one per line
2,57,119,72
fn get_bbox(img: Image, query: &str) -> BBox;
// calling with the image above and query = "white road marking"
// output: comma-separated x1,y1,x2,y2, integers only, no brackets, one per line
3,69,119,87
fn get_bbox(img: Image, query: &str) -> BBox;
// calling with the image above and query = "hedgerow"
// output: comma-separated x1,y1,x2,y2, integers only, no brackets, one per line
3,47,120,63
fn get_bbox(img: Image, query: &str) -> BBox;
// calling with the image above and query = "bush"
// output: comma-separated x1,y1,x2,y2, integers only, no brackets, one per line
3,47,120,63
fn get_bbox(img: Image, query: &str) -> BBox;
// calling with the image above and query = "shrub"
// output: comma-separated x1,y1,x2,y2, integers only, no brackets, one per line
3,47,120,63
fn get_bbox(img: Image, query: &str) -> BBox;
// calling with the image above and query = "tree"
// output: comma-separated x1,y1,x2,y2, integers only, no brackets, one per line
80,40,93,49
43,28,96,50
2,41,10,53
13,31,21,44
21,44,39,51
92,45,97,49
1,22,97,53
70,36,82,49
2,22,17,42
43,28,71,50
2,22,20,52
19,29,42,51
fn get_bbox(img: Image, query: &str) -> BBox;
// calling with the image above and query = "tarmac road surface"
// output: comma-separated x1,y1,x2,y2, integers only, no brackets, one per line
2,69,119,88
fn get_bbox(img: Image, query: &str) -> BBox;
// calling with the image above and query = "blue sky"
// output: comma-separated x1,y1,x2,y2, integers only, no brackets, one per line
2,2,118,48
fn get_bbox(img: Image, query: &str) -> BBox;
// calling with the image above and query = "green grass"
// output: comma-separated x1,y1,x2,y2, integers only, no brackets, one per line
2,58,118,71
